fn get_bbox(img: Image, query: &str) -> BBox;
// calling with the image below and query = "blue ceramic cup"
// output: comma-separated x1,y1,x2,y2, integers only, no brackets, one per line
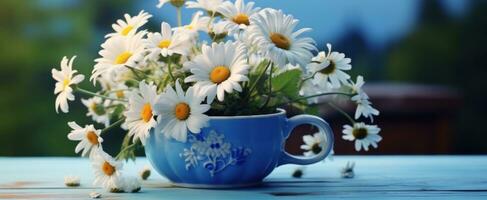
145,109,334,188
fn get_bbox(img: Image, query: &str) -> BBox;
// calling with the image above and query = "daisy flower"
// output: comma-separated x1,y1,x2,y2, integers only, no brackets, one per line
300,132,325,157
157,0,186,8
217,0,260,33
64,175,80,187
248,9,316,68
106,10,152,38
309,43,351,88
91,150,124,189
91,31,147,83
154,81,210,142
186,0,223,13
123,81,158,146
52,56,85,113
348,76,379,120
122,176,142,193
342,122,382,151
81,97,110,127
108,83,130,101
176,11,210,37
208,20,228,40
67,122,103,158
146,22,192,58
184,41,249,103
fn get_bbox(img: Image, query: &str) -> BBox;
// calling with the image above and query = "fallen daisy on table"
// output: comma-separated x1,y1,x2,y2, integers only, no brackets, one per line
89,192,102,199
64,175,80,187
291,167,306,178
140,165,152,180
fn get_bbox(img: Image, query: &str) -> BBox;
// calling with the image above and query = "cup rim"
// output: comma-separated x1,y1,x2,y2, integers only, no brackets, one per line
208,108,286,120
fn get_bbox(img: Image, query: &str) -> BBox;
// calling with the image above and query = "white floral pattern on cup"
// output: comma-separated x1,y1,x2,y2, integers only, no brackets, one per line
180,130,251,176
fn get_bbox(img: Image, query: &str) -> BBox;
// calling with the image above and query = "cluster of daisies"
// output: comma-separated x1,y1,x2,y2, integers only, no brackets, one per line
51,0,382,192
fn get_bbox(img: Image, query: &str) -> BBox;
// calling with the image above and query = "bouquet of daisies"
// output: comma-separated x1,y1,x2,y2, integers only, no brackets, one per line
52,0,381,192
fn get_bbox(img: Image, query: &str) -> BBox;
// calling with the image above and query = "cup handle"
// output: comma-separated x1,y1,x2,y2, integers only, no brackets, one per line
277,114,334,166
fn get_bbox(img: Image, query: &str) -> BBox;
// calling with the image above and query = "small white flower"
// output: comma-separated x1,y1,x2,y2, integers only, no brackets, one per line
300,132,325,157
248,9,316,68
106,10,152,38
82,97,110,127
208,20,228,36
91,31,147,83
186,0,223,13
89,191,102,199
348,76,379,120
64,175,80,187
108,83,130,101
123,81,158,146
146,22,192,58
184,41,250,103
67,122,103,158
52,56,85,113
308,43,351,88
91,150,123,189
154,81,210,142
122,176,141,193
217,0,260,33
342,122,382,151
176,11,210,37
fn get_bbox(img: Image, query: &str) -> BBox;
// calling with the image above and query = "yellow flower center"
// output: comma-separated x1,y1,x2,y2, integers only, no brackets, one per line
270,33,291,50
352,128,368,140
209,66,231,84
174,103,190,120
115,51,132,64
86,131,99,145
185,25,194,30
140,103,153,123
320,61,336,75
233,13,250,25
158,39,172,49
121,26,134,36
115,90,125,99
62,79,70,88
102,161,115,176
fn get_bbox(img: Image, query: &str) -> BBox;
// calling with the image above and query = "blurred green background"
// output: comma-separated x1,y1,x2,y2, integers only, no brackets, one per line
1,0,486,156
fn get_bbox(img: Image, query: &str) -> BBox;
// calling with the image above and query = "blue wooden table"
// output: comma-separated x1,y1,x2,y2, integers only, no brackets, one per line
0,156,486,199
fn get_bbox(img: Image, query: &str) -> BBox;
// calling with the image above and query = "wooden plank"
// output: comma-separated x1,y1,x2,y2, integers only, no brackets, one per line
0,156,486,199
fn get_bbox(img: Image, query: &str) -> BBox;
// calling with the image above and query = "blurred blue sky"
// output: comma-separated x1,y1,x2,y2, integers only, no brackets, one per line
137,0,471,49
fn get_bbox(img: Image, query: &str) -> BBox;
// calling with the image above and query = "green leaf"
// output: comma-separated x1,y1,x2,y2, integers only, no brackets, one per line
271,69,302,99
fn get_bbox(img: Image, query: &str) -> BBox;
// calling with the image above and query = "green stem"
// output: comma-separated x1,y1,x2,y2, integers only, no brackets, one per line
75,87,128,102
167,60,177,84
115,141,139,160
177,7,182,27
244,61,271,101
260,64,274,109
125,65,143,79
101,117,125,135
328,102,355,124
